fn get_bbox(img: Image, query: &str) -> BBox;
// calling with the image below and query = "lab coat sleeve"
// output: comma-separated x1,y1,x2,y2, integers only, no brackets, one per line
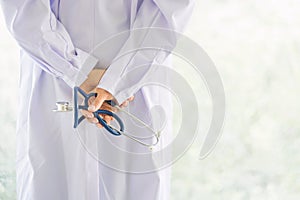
98,0,195,104
0,0,98,87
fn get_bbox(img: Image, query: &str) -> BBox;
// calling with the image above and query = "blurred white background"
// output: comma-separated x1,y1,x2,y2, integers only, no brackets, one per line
1,0,300,199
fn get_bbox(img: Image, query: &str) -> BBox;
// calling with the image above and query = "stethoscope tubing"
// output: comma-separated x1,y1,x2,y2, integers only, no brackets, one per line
73,87,161,149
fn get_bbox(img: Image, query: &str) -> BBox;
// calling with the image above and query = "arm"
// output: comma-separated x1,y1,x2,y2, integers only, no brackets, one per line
0,0,98,87
97,0,195,104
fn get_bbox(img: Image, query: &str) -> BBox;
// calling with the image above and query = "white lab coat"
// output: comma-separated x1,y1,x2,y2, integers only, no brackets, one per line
0,0,194,199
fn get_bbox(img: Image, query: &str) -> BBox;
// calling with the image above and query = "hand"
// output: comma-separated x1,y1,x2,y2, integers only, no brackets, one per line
80,68,134,128
80,87,114,128
80,69,113,127
81,88,134,128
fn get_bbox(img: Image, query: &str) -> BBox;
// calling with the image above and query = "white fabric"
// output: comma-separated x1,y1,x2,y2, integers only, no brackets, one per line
0,0,194,199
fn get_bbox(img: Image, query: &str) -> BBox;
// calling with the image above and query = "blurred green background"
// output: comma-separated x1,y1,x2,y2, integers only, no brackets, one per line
1,0,300,199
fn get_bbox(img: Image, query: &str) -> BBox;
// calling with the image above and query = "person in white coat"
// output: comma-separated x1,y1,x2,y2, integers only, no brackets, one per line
0,0,194,199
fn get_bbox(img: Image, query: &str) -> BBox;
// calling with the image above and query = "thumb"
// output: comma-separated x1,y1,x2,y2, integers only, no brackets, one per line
88,95,106,112
88,88,112,112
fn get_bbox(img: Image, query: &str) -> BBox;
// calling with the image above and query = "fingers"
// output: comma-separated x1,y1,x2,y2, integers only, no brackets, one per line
81,89,135,129
88,97,105,112
101,103,118,113
94,115,113,128
88,96,96,105
81,110,99,125
96,123,103,128
120,96,135,108
81,110,94,119
104,115,113,124
88,88,112,112
81,108,113,128
120,101,129,108
87,117,98,124
128,96,134,101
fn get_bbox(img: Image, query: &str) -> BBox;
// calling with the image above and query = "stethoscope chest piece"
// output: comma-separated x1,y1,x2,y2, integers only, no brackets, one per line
53,101,73,112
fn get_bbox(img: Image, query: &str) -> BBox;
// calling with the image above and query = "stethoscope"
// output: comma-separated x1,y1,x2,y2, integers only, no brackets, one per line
53,87,162,149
